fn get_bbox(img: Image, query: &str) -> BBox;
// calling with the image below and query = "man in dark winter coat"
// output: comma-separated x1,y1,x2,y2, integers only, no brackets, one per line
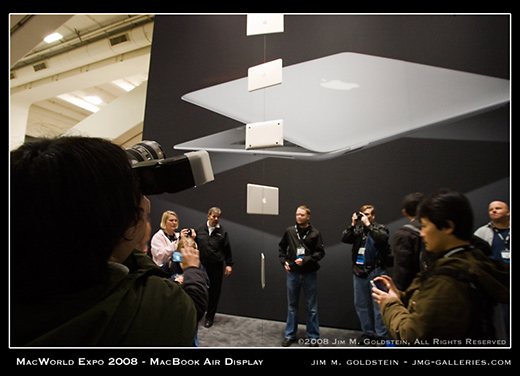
342,205,390,342
279,205,325,346
195,207,233,328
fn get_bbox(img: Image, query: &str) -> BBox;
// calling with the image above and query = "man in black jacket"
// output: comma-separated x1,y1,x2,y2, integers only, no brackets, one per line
195,207,233,328
279,205,325,346
341,205,390,343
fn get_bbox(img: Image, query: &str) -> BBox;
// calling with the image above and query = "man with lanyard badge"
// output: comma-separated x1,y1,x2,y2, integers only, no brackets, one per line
474,200,510,342
475,201,510,264
342,205,390,344
279,205,325,346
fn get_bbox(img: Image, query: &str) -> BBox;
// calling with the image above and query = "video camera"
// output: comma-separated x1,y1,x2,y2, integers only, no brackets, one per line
126,141,214,195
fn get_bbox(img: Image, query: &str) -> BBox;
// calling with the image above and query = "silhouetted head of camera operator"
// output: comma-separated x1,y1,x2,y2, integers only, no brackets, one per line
11,136,149,301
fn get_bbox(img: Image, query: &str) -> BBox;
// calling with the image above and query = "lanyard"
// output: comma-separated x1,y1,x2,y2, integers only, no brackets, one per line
163,230,178,243
490,223,510,250
295,225,310,244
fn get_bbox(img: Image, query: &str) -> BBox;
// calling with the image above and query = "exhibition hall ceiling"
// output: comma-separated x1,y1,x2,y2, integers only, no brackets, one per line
10,14,154,146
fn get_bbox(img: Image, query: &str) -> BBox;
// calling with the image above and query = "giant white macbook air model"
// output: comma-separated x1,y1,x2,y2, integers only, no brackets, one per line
175,125,350,160
176,52,509,158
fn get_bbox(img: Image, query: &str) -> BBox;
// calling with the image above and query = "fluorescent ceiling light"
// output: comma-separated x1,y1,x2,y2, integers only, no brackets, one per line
112,76,147,92
84,96,103,105
44,32,63,44
57,94,100,113
111,79,136,92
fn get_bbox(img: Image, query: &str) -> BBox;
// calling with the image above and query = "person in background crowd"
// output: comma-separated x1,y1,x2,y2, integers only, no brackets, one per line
474,201,510,263
392,193,424,290
10,137,207,346
372,189,510,345
279,205,325,347
474,200,510,343
341,205,390,344
195,207,233,328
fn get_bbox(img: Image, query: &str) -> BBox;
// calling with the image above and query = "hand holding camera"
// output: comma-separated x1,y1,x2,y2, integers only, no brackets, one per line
351,211,370,227
371,275,401,307
180,228,196,238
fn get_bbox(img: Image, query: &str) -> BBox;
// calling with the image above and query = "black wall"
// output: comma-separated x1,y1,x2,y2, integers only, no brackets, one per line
143,15,510,330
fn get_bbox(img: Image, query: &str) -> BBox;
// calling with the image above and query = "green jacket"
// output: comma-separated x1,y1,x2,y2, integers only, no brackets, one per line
380,246,509,345
11,250,204,347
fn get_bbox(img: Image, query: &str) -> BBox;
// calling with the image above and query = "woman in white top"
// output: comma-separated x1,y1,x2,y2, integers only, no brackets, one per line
151,210,181,267
151,210,196,268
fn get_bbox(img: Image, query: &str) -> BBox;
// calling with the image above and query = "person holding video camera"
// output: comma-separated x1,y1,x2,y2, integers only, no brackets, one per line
10,137,207,346
341,205,390,343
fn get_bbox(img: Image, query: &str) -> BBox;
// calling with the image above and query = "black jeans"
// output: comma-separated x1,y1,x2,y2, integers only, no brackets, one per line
203,260,224,321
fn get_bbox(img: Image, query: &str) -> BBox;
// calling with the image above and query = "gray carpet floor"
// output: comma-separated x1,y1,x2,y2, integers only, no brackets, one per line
196,314,363,347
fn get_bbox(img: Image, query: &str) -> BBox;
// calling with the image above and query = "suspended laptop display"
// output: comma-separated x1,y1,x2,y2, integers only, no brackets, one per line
245,119,284,150
248,59,283,92
246,183,279,215
176,52,510,160
246,13,284,36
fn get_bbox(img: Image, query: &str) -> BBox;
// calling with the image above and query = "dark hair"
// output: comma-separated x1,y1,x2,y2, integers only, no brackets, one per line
417,189,473,241
402,192,424,217
10,137,143,300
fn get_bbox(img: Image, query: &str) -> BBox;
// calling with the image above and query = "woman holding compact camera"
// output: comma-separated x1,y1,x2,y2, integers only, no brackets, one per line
150,210,196,279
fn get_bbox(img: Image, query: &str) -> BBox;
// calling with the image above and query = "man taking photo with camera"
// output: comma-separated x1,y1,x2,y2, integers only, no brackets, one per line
342,205,390,345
